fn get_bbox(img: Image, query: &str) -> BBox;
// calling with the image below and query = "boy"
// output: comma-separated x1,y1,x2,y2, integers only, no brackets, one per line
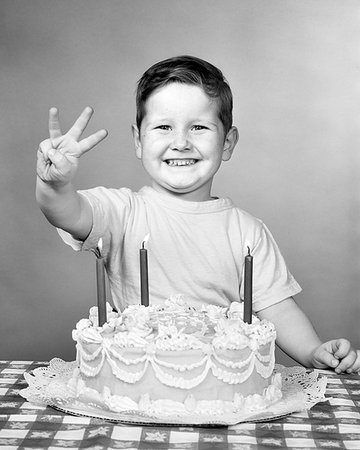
36,55,359,373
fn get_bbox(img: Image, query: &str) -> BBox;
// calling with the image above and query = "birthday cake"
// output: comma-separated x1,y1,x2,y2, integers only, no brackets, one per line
66,296,282,418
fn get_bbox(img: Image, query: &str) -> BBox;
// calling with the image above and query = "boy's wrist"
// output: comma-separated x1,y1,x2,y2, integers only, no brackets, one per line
308,344,322,368
36,174,73,192
36,176,77,209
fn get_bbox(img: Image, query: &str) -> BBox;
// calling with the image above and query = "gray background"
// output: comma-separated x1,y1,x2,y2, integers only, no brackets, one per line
1,0,359,365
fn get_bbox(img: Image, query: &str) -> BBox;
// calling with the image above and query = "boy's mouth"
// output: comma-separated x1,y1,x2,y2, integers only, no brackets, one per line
165,159,198,166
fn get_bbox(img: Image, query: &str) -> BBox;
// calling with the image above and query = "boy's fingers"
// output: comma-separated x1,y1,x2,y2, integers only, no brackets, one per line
78,129,108,155
354,350,360,373
48,107,62,140
38,138,53,161
333,339,351,359
67,106,94,140
43,148,65,172
335,349,357,373
315,348,338,369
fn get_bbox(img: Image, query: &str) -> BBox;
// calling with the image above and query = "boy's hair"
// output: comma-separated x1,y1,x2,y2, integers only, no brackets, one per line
136,55,233,134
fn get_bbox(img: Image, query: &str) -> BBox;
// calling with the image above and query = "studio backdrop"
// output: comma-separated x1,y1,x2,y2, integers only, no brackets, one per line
1,0,359,364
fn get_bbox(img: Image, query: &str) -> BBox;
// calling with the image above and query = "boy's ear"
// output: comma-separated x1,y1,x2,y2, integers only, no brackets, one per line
222,126,239,161
132,124,142,159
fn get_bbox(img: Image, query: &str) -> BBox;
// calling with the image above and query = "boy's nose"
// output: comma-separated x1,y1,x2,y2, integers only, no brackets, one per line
170,131,190,151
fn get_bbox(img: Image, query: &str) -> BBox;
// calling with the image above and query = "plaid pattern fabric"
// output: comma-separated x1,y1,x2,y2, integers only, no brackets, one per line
0,360,359,449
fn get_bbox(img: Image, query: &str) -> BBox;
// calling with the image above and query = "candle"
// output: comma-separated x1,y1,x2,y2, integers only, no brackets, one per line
244,246,253,324
95,238,107,326
140,234,150,307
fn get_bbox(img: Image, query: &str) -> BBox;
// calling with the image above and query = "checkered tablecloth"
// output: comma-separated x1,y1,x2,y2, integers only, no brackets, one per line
0,361,360,449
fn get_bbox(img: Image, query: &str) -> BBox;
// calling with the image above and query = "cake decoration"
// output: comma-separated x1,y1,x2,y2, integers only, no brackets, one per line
67,295,283,417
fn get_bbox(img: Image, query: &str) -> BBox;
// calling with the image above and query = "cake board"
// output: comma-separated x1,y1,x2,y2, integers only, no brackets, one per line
20,360,328,427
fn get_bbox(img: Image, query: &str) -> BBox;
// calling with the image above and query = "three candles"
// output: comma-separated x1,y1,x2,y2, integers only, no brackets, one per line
95,235,253,324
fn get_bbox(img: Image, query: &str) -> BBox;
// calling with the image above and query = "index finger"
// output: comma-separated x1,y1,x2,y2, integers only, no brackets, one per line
49,107,62,141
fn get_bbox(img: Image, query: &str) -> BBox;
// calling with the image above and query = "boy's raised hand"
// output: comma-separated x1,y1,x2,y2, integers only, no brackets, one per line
37,107,108,186
311,339,360,373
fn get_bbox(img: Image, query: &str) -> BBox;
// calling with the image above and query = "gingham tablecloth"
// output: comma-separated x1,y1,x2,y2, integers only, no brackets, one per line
0,361,359,449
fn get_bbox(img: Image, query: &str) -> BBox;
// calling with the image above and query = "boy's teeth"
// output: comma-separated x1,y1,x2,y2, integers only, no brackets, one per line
166,159,197,166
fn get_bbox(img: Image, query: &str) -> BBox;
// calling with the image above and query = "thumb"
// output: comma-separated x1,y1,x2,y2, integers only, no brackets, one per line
47,148,68,167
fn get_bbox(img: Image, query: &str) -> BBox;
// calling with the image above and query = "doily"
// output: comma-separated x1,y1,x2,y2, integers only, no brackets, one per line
20,358,328,426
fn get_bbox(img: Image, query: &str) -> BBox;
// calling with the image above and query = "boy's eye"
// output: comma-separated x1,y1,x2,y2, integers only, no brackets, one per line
155,125,171,131
191,125,207,131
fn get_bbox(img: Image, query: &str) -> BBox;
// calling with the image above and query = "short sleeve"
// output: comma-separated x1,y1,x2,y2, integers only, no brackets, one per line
57,187,132,256
250,222,302,311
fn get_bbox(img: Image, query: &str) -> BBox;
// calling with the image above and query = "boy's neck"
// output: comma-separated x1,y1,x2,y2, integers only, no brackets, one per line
150,183,215,202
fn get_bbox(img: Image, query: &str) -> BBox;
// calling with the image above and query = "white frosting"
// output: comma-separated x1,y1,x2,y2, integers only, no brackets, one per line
70,296,281,417
71,372,283,417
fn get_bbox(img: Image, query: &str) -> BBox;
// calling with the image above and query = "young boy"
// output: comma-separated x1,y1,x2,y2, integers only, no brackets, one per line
36,55,359,373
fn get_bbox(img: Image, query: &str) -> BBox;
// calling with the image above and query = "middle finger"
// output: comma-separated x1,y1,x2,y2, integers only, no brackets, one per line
67,107,94,140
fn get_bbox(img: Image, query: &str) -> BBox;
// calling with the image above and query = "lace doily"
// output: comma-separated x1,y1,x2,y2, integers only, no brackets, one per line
20,358,328,426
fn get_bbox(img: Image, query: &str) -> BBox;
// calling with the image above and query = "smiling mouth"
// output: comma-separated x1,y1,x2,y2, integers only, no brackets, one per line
165,159,198,166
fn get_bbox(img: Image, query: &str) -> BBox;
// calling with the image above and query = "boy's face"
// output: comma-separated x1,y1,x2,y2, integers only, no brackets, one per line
132,83,238,201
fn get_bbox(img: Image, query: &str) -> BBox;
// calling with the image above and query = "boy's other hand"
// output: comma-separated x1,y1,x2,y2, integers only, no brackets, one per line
37,107,108,186
311,339,360,374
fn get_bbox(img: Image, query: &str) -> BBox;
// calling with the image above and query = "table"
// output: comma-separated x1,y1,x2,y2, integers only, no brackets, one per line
0,360,360,449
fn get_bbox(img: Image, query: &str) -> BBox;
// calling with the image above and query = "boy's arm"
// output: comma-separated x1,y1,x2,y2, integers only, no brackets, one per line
257,297,359,372
257,297,322,367
36,107,107,240
36,176,92,241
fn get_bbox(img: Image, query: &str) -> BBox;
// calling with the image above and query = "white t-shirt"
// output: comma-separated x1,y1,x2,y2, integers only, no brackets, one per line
58,186,301,312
